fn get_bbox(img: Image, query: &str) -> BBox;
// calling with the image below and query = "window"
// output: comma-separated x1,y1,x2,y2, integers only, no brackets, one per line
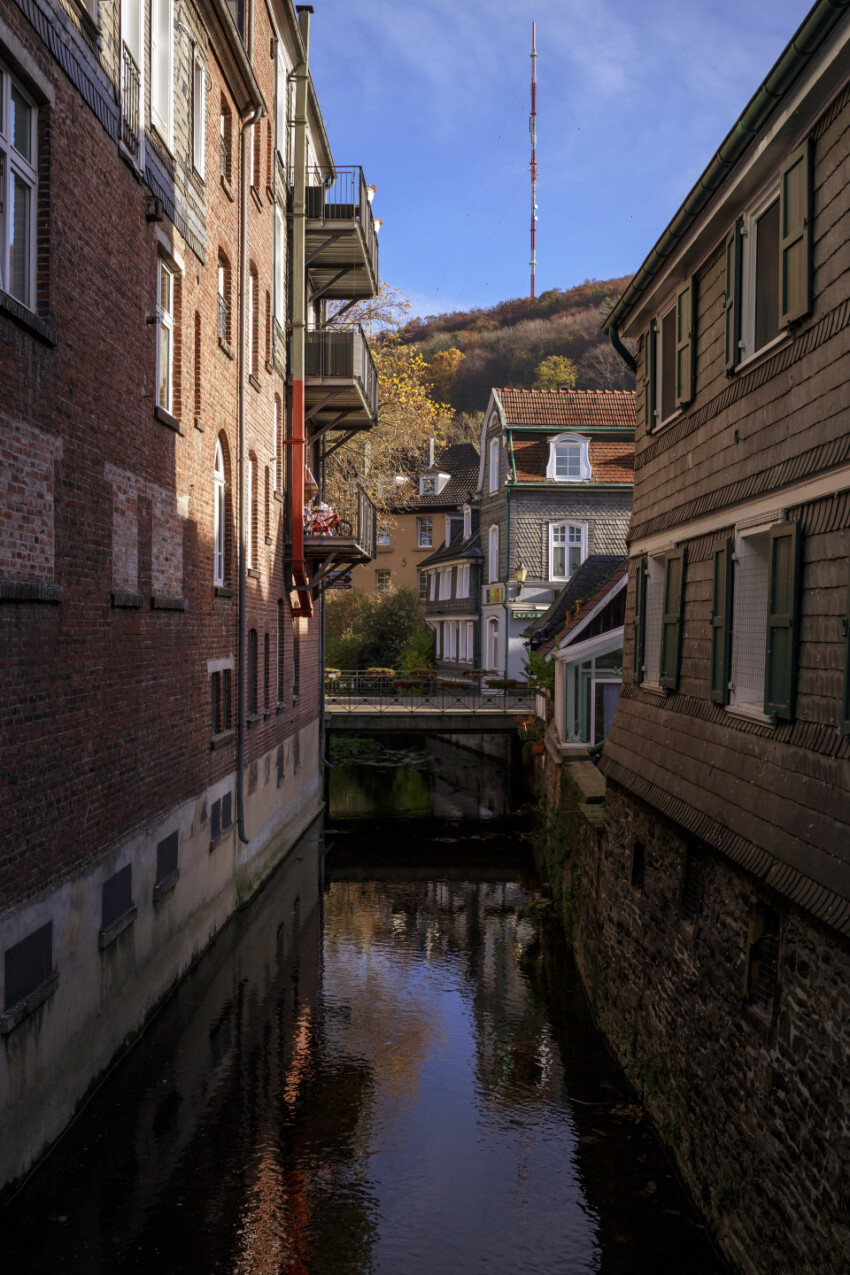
264,466,270,542
546,434,591,482
418,570,428,601
102,865,133,933
193,311,202,420
465,621,474,662
439,568,452,600
211,667,232,733
214,439,226,584
156,259,174,412
251,121,261,189
248,266,258,376
457,564,470,598
246,454,257,568
150,0,173,145
429,572,437,601
725,140,812,371
417,517,433,548
274,205,285,326
488,525,499,583
277,600,285,706
463,505,472,539
420,476,436,495
559,635,623,745
210,792,232,843
264,291,271,366
635,556,664,685
4,922,53,1012
645,279,695,429
0,66,37,309
489,436,500,493
275,51,288,165
120,0,143,159
730,530,769,709
217,253,230,343
377,528,391,547
744,906,780,1013
248,628,258,717
487,616,499,670
376,569,391,594
273,396,282,491
292,619,301,698
192,52,206,177
220,96,232,182
156,831,178,886
550,523,585,581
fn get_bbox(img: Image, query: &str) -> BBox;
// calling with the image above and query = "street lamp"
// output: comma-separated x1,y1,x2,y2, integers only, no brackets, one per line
514,562,528,596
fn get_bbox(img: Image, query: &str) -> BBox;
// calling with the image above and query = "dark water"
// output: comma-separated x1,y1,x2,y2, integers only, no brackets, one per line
1,741,724,1273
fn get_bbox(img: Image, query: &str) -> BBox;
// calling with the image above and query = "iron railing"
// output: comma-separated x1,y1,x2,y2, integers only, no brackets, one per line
425,596,479,617
311,485,377,558
121,43,140,159
304,165,379,283
217,294,228,342
305,325,377,422
324,671,533,715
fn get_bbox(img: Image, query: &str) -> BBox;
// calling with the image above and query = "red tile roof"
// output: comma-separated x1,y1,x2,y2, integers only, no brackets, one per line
495,387,636,430
511,436,634,484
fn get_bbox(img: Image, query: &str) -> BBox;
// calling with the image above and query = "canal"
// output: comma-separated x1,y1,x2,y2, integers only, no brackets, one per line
1,739,723,1273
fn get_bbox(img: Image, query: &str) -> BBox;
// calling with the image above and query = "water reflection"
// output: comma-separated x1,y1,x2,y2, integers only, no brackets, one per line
1,765,723,1273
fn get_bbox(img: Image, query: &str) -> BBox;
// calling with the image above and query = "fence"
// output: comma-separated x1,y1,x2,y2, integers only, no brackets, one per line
324,670,534,716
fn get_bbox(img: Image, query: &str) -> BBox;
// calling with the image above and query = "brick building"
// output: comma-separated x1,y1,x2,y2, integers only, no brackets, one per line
476,387,635,679
0,0,378,1191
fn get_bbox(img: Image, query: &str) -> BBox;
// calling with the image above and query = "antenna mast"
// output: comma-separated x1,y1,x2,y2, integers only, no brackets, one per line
529,20,538,299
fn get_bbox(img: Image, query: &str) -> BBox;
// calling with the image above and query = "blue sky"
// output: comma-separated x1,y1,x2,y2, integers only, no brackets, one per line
307,0,815,320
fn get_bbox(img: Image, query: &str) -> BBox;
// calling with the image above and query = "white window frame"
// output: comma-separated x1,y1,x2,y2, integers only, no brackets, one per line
429,571,436,601
150,0,174,147
0,65,38,311
488,524,499,583
740,182,782,364
376,569,391,594
439,568,452,601
546,433,591,482
549,522,587,582
418,570,428,602
417,516,433,548
463,504,471,539
457,564,470,598
156,258,174,413
275,50,288,166
420,476,436,495
192,51,206,179
487,616,499,671
465,621,474,663
729,525,772,711
555,630,624,746
489,436,500,493
654,296,679,428
214,439,226,585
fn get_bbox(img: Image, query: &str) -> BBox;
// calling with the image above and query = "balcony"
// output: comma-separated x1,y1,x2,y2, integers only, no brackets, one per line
121,43,140,160
304,166,379,301
305,326,377,434
303,486,377,592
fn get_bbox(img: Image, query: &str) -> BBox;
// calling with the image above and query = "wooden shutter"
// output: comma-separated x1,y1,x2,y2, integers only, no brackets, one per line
660,547,687,690
764,522,801,719
841,568,850,736
780,138,812,326
675,277,696,406
710,539,734,705
633,557,647,682
724,220,742,373
643,322,657,432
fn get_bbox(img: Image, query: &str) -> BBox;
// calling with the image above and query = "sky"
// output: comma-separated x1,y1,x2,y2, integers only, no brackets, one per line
306,0,816,321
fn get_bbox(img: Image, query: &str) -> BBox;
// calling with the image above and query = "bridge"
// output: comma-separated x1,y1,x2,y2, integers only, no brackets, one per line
324,673,533,734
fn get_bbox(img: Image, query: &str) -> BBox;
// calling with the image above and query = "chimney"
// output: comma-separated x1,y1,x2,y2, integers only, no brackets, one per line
296,5,313,57
428,437,435,468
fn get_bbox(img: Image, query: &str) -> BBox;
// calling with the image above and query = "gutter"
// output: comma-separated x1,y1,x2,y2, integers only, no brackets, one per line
602,0,850,337
236,93,267,846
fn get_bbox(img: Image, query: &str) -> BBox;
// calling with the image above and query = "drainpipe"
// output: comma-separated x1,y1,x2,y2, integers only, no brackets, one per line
289,5,314,619
236,96,265,846
609,321,637,375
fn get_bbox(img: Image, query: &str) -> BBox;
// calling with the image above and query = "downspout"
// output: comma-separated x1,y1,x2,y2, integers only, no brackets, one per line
290,5,314,619
609,321,637,375
236,96,266,846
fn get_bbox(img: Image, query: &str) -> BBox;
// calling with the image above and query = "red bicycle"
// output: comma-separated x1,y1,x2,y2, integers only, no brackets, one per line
305,501,352,537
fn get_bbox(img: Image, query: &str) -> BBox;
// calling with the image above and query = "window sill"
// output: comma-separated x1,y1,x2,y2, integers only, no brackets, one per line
250,185,263,212
194,415,205,433
98,906,137,950
265,535,273,546
247,567,261,580
265,359,274,375
263,709,272,719
273,491,283,504
0,973,58,1036
246,713,261,728
266,185,275,205
729,331,793,377
153,870,179,904
154,405,182,434
277,701,287,714
151,594,187,611
725,702,776,727
0,580,63,603
111,590,143,608
651,408,683,435
249,374,261,393
221,174,234,202
219,336,235,361
209,824,234,852
638,681,669,697
214,584,234,598
0,290,58,347
211,728,235,750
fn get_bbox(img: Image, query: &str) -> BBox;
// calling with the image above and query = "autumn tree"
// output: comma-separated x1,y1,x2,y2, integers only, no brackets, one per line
532,354,578,390
427,348,465,401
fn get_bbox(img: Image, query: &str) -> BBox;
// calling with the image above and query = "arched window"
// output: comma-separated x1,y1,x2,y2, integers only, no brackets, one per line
487,617,499,672
546,433,591,482
214,438,226,585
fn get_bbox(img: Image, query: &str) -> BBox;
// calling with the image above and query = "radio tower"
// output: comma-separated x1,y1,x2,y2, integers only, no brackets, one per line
529,21,538,299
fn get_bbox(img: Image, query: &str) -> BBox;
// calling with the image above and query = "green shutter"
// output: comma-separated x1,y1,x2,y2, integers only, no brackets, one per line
633,556,647,683
841,570,850,736
675,276,696,406
643,322,657,432
724,220,742,373
779,137,813,327
764,522,801,719
660,547,687,690
710,539,734,705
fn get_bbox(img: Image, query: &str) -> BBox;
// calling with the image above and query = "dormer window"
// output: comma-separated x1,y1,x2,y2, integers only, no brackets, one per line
419,472,450,496
463,505,471,539
546,434,591,483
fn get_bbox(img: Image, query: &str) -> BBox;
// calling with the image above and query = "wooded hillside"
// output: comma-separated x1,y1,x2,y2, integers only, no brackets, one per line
399,277,636,413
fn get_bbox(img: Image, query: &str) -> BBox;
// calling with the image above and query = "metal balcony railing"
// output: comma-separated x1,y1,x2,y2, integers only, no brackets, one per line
304,165,379,283
311,485,376,558
217,294,228,342
324,670,534,714
305,326,377,422
121,43,140,160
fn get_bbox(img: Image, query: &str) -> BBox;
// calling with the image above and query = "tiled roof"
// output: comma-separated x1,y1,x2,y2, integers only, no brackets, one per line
419,531,483,568
524,556,627,650
511,436,634,484
496,387,635,430
417,442,480,507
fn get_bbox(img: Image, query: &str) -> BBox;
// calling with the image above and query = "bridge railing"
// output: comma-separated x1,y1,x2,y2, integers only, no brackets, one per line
324,670,534,714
